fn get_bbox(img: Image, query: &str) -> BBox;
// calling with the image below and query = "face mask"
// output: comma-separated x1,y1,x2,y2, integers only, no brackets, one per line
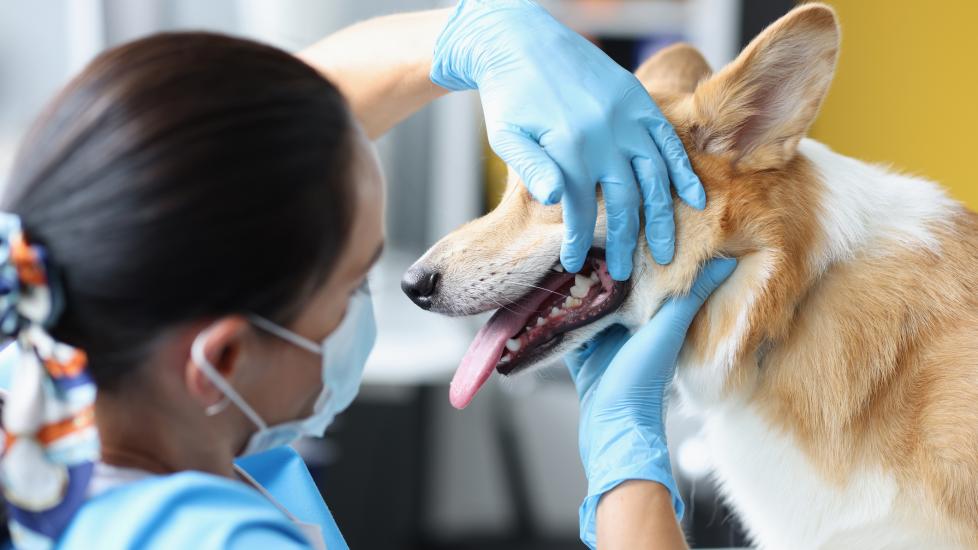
191,284,376,456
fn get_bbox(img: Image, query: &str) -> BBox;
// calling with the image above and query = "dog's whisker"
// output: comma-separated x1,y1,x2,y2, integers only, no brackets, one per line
498,297,535,312
479,255,561,266
486,297,520,315
487,295,532,315
507,281,570,298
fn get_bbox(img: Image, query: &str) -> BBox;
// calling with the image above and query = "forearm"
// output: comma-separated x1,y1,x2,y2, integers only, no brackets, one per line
597,480,688,550
297,9,452,140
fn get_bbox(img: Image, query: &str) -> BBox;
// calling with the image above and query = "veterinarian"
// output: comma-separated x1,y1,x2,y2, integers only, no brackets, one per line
0,2,733,549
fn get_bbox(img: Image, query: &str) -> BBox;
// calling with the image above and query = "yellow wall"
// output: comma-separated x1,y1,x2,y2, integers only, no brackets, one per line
809,0,978,210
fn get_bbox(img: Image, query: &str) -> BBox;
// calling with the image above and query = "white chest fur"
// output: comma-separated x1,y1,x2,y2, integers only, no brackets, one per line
692,400,973,549
697,401,906,549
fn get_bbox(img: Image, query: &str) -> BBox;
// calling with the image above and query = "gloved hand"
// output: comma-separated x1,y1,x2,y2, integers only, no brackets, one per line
566,257,737,549
430,0,706,280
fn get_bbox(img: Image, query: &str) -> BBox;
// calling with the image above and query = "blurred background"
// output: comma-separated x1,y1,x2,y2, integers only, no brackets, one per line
0,1,974,549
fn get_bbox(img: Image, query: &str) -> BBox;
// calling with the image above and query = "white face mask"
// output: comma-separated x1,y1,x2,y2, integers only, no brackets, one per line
191,284,376,456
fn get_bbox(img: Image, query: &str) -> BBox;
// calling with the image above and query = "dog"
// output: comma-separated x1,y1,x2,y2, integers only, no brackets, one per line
402,4,978,548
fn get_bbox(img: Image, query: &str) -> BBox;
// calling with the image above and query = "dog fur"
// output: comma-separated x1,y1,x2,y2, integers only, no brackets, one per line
407,5,978,547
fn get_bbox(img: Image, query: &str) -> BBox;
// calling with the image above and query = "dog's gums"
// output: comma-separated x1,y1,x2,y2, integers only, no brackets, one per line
498,257,624,371
449,251,629,409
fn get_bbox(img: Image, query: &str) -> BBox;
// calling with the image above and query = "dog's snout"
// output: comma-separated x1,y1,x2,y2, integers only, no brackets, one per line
401,266,440,309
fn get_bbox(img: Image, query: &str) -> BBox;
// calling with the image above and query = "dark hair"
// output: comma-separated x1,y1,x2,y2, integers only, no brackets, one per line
1,32,356,390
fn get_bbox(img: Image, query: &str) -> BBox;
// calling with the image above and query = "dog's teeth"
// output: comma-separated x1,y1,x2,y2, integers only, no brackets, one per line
505,338,522,352
589,272,599,283
563,296,574,308
569,274,596,299
569,297,583,308
536,317,546,327
574,274,593,287
500,355,511,364
550,307,561,317
553,264,564,272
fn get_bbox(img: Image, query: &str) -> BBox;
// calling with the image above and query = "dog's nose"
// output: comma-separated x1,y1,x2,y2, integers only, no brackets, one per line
401,266,440,310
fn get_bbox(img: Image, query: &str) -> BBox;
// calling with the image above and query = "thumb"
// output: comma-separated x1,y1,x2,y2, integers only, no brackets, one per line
565,324,631,400
657,257,737,325
689,257,738,302
488,127,564,205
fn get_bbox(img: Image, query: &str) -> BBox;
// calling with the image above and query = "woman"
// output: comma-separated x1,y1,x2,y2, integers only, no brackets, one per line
0,2,733,549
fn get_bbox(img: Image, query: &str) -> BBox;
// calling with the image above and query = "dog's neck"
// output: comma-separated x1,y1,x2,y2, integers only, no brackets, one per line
678,139,964,411
800,139,955,272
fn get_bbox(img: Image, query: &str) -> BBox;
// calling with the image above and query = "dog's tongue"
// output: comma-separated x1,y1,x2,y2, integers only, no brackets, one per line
449,270,573,409
449,307,526,409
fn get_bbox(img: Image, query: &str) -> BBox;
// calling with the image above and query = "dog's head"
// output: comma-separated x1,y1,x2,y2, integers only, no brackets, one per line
404,4,840,408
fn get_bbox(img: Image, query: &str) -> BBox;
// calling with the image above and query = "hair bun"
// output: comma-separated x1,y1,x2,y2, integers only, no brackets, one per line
0,212,96,547
0,213,64,337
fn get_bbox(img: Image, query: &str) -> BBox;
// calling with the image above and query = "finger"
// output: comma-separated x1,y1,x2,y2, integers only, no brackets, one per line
565,340,596,379
488,127,565,205
547,148,596,273
599,159,641,281
659,257,738,323
633,155,675,265
565,354,584,380
621,258,736,369
566,355,604,400
560,179,597,273
690,257,738,301
566,323,629,370
565,325,630,398
647,118,706,210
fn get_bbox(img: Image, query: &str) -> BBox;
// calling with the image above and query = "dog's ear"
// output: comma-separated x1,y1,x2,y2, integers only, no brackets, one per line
689,3,840,171
635,43,711,95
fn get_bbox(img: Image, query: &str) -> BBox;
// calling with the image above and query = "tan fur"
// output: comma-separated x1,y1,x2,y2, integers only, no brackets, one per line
689,5,839,170
662,6,978,543
662,5,978,544
634,43,712,96
748,224,978,538
410,3,978,545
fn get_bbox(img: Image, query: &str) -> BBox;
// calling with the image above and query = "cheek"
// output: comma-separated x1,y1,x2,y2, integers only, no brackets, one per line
281,349,325,412
246,345,324,423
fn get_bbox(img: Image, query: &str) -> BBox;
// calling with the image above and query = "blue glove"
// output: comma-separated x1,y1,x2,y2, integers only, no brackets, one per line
565,257,737,548
431,0,706,280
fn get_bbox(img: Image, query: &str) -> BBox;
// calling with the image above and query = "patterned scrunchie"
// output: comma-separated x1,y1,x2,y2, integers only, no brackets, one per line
0,213,98,549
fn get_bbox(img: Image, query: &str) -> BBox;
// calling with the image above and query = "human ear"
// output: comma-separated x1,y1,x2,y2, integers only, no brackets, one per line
183,316,249,412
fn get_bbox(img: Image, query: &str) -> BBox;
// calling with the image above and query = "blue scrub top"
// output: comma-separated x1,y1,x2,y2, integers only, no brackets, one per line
57,446,349,550
0,345,348,550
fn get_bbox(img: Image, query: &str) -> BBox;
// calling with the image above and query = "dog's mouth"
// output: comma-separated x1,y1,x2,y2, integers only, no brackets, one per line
449,250,630,409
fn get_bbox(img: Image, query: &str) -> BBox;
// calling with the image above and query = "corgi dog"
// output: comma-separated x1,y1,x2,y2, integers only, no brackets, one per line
402,4,978,548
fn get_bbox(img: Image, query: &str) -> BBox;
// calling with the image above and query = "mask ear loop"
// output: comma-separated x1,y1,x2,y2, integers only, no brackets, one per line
249,315,321,355
190,329,268,430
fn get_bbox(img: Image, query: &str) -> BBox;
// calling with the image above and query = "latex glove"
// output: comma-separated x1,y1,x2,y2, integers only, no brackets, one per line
430,0,706,280
566,257,737,549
